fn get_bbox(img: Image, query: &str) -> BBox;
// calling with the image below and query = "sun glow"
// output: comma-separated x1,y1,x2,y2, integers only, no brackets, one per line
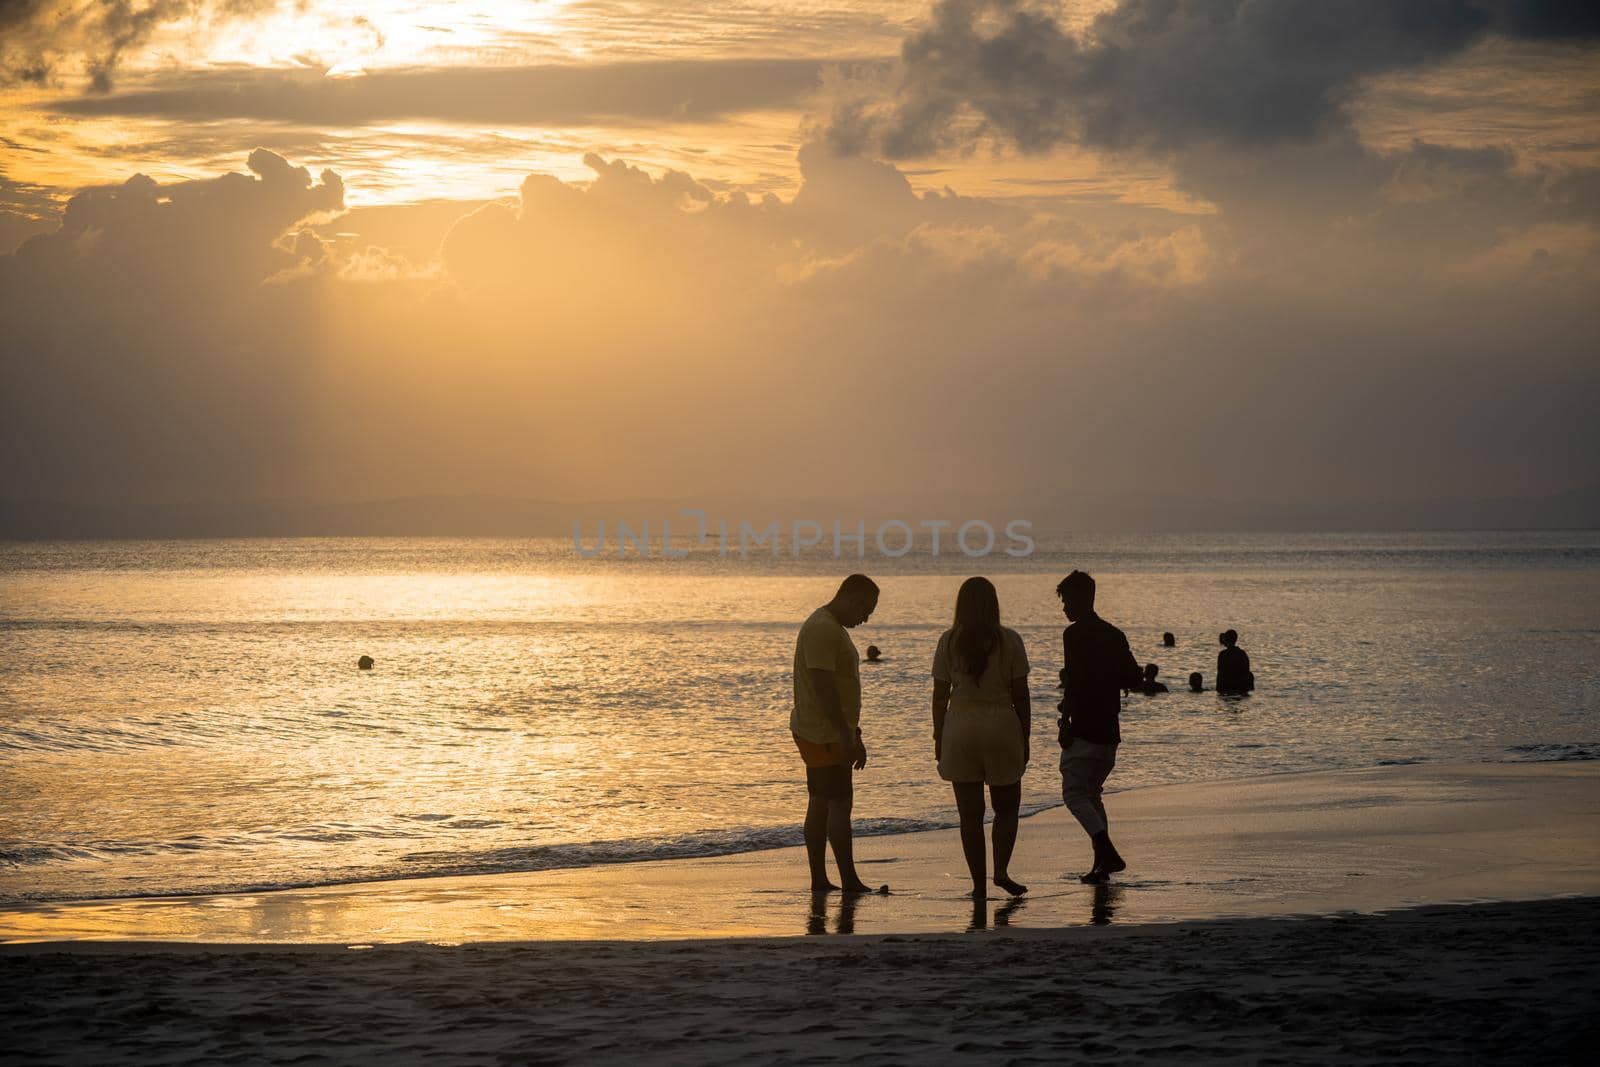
135,2,583,75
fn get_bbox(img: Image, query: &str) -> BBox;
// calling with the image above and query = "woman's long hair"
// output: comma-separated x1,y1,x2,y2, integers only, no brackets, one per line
951,576,1002,680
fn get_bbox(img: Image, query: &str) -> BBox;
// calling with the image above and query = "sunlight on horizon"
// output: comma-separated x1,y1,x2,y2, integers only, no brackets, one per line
140,1,585,73
104,0,929,74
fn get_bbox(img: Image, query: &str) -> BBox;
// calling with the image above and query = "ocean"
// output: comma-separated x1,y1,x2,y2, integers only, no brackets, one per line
2,531,1596,905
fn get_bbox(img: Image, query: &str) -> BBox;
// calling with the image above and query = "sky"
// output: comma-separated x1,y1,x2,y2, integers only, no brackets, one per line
1,1,1597,526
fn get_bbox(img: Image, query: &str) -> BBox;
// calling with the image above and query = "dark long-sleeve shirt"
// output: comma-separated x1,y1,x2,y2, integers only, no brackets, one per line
1058,613,1142,745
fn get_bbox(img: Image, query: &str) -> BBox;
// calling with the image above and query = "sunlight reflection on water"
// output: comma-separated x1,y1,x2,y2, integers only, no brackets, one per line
1,532,1596,903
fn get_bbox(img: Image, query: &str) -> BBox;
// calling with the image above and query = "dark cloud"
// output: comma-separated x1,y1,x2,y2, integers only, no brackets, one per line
829,0,1600,158
52,58,885,126
2,146,1595,520
8,147,342,284
1484,0,1600,38
0,0,283,90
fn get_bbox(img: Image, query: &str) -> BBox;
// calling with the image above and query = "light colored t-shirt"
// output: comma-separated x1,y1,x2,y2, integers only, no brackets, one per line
791,605,861,743
933,626,1029,709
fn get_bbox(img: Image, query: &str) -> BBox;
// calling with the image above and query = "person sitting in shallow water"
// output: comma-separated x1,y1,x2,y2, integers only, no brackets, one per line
1216,630,1255,694
1188,671,1204,693
1136,663,1168,694
865,645,882,663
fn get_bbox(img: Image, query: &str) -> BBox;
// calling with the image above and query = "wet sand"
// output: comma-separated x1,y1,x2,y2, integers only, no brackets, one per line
2,762,1595,943
2,763,1597,1063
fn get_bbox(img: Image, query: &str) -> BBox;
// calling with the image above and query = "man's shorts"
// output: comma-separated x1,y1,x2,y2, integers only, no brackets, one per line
1059,737,1118,836
794,733,853,800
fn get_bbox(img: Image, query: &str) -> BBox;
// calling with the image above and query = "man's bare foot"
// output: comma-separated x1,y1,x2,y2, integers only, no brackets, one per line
970,886,987,901
1078,868,1109,884
811,881,840,892
994,875,1028,896
1091,832,1127,874
843,881,890,895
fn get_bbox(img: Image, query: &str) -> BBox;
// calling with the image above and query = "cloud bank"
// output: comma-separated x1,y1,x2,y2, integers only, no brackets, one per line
2,134,1594,523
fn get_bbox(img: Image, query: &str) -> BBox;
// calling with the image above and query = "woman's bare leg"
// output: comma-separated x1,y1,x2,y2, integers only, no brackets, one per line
990,782,1026,895
953,781,987,898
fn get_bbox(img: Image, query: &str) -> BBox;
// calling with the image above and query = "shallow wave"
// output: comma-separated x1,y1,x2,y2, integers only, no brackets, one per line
0,844,101,866
1499,742,1600,762
6,744,1595,904
0,819,943,904
0,750,1586,905
0,805,1067,906
0,824,439,870
0,724,187,754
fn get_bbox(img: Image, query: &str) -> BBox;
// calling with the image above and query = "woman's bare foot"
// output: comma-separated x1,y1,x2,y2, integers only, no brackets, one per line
994,874,1028,896
970,885,988,901
811,880,841,892
843,881,890,895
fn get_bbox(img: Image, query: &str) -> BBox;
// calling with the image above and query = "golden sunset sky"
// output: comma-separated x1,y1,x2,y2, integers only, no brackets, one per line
1,1,1597,528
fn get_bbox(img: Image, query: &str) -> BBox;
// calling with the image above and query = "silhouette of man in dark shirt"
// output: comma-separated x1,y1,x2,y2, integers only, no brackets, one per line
1056,571,1144,883
1216,630,1255,694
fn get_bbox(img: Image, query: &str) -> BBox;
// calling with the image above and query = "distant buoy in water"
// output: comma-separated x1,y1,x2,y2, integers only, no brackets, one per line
358,655,374,670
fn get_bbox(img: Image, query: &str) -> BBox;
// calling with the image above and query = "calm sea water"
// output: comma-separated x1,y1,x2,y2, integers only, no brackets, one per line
2,532,1597,904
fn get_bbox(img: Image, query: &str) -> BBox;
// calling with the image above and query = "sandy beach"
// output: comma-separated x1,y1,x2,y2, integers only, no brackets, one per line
3,762,1598,1062
4,898,1597,1065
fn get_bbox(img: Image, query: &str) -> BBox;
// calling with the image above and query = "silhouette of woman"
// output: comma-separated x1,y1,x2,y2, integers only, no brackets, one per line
931,577,1032,899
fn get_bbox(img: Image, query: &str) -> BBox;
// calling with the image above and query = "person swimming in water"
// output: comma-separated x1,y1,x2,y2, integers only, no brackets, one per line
1137,663,1168,694
1188,671,1204,692
865,645,882,662
1216,630,1255,694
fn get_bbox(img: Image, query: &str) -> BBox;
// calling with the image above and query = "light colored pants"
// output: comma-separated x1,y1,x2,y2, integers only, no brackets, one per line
1060,738,1118,837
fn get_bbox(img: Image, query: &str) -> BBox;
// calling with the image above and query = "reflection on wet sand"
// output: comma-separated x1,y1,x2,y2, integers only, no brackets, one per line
1090,883,1121,926
806,891,860,936
966,895,1028,933
994,896,1026,928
